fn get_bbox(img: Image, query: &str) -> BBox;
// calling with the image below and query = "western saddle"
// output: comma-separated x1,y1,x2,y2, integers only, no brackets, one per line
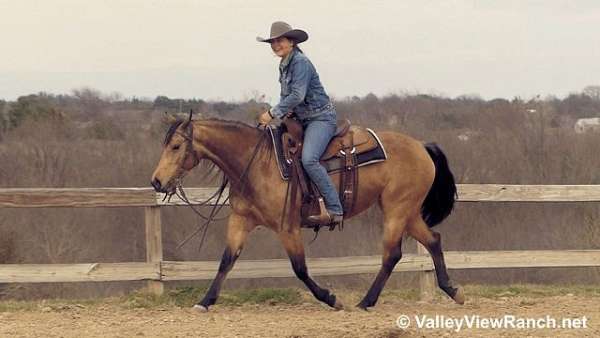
279,117,380,231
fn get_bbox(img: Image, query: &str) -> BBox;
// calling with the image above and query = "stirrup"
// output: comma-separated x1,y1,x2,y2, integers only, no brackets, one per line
305,197,329,225
306,211,343,228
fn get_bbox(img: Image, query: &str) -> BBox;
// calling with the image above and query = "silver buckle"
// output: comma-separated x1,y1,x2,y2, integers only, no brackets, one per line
339,147,356,156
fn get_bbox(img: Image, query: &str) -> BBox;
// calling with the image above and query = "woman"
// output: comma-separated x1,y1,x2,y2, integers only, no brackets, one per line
257,21,343,225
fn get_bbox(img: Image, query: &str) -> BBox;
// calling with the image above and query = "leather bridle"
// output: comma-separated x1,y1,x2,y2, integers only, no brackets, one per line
178,119,200,171
161,112,270,252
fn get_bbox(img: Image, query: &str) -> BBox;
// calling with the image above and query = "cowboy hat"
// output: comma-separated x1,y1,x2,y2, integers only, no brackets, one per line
256,21,308,44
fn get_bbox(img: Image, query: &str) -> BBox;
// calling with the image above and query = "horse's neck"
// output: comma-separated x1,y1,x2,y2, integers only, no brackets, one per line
194,119,263,189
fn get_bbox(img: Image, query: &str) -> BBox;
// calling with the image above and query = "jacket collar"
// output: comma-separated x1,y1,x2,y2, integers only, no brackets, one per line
279,48,297,71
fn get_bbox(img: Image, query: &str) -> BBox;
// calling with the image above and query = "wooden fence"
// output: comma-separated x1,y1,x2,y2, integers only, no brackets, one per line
1,185,600,298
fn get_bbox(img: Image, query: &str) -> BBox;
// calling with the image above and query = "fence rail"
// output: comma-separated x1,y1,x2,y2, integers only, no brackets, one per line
1,185,599,298
2,250,599,284
2,184,600,208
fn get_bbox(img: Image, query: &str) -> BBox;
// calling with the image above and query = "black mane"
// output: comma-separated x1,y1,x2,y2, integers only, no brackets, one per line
163,118,258,146
160,116,272,196
164,119,185,145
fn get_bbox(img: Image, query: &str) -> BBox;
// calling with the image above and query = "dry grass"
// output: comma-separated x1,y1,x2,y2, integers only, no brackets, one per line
1,284,598,313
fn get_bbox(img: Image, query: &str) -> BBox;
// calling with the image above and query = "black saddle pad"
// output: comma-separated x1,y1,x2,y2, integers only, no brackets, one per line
267,125,387,180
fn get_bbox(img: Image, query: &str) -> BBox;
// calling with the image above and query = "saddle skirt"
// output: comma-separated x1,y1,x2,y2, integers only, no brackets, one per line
267,119,388,180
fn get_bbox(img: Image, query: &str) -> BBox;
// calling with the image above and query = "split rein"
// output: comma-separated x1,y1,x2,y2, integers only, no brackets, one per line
158,122,270,251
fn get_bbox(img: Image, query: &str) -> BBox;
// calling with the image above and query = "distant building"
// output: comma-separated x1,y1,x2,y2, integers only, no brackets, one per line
574,117,600,134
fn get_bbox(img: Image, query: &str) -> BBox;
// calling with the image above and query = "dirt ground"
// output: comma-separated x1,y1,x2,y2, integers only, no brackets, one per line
1,291,599,338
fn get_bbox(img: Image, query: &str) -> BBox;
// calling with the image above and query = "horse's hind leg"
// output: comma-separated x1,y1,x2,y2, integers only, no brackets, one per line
194,213,253,312
357,213,408,310
279,229,343,310
408,217,464,304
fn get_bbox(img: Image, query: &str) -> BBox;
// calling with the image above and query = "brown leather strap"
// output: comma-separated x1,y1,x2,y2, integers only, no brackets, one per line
293,157,310,199
288,160,301,229
282,154,315,230
350,152,359,214
339,148,358,217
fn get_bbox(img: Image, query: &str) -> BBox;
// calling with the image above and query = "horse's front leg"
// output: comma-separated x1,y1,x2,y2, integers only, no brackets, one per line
194,213,254,312
279,229,343,310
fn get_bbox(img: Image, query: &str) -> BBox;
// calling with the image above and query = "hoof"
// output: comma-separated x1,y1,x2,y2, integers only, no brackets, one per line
452,286,465,305
355,303,370,311
193,304,208,313
333,298,344,311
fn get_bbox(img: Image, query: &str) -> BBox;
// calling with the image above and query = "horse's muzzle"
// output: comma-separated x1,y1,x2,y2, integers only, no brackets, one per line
151,178,163,192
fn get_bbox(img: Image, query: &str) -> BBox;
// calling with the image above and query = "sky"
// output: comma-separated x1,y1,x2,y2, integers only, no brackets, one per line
1,0,599,103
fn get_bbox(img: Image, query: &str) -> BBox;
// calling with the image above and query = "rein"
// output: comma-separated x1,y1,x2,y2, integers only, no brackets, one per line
164,118,269,251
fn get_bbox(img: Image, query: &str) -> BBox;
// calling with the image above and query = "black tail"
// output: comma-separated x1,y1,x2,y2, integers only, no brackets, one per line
421,143,457,227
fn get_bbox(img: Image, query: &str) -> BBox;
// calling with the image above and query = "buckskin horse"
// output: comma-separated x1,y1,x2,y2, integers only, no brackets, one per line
150,113,464,311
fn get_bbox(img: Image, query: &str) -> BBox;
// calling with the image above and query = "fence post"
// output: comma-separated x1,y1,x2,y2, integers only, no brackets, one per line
417,242,435,300
144,206,164,295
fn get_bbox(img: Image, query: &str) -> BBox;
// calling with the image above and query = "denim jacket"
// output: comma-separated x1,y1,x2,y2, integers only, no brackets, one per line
270,48,334,121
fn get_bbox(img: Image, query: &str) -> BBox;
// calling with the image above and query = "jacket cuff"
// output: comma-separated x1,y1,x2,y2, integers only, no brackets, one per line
270,106,284,119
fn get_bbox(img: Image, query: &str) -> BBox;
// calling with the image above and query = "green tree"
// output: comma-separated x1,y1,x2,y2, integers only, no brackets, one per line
153,95,175,108
7,94,59,128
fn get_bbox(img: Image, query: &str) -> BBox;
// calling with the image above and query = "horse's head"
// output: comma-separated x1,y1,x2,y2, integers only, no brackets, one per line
151,111,200,194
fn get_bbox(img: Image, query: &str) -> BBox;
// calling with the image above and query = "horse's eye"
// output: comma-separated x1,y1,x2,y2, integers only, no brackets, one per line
172,144,181,150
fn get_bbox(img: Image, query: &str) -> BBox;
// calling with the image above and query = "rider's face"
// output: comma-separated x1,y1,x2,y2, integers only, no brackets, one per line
270,37,294,58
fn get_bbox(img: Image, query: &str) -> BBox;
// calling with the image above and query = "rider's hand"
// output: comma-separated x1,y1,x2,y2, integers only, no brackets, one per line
258,110,273,125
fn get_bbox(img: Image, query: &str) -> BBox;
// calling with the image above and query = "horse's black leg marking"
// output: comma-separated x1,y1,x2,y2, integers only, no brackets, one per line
426,231,459,299
288,253,338,308
357,238,403,309
198,247,240,308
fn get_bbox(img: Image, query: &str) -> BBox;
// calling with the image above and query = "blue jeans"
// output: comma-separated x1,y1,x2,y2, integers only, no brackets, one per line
300,111,344,215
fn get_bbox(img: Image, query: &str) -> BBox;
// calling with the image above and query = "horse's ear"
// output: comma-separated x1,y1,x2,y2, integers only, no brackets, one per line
162,112,178,125
182,109,194,128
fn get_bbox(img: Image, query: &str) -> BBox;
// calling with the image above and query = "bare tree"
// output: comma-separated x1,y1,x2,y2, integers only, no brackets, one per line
583,85,600,100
